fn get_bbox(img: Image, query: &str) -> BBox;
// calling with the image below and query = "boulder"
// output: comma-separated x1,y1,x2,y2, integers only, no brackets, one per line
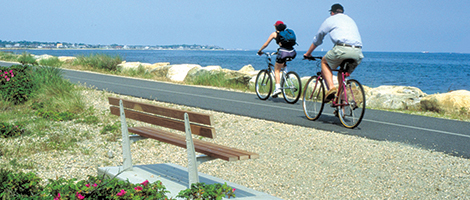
118,61,153,70
420,90,470,114
238,64,256,75
151,62,170,68
224,70,252,86
167,64,201,82
366,85,426,110
58,56,76,63
34,54,54,61
149,64,172,77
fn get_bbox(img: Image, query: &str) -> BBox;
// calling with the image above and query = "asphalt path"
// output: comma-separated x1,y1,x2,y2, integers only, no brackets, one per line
1,61,469,158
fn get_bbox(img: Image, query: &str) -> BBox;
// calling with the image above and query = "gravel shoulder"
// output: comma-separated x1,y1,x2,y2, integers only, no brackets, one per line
2,88,470,199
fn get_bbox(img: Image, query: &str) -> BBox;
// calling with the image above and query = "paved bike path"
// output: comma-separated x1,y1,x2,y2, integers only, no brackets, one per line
60,68,470,159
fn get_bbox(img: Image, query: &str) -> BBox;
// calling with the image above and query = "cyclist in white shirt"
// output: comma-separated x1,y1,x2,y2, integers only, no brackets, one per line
304,3,364,102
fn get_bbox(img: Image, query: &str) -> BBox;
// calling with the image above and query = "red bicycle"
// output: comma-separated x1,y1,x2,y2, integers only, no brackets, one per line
302,56,366,128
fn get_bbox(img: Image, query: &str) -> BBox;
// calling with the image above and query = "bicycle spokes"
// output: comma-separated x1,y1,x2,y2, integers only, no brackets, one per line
337,79,365,128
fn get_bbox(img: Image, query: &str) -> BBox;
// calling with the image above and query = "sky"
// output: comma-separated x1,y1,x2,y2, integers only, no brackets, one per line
2,0,469,53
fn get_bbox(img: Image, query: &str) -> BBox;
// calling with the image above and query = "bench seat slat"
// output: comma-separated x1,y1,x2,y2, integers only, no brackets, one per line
136,127,258,160
129,127,258,161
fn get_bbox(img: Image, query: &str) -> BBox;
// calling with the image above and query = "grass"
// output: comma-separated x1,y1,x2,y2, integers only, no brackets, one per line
0,65,123,171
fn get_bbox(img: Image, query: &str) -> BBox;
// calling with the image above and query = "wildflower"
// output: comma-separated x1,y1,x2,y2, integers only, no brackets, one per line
233,188,236,192
141,180,149,186
76,192,85,200
86,184,90,187
117,189,126,196
93,183,98,187
53,193,61,200
134,186,143,191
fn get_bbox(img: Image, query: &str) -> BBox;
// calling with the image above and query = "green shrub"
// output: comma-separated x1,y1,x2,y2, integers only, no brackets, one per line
34,109,76,121
101,121,121,134
0,51,19,62
0,169,44,198
38,56,63,67
0,65,36,104
17,52,38,65
73,54,122,71
177,182,236,200
0,122,28,138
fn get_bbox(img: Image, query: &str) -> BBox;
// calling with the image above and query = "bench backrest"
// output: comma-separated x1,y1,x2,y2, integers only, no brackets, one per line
108,97,216,138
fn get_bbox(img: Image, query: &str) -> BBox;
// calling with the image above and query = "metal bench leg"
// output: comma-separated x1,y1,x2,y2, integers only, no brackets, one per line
120,100,133,171
184,113,199,187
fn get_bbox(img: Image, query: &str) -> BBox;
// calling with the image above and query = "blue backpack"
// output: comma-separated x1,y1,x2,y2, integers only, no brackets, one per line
278,29,297,48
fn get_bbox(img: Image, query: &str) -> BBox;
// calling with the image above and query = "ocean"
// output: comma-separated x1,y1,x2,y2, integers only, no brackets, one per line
9,49,470,95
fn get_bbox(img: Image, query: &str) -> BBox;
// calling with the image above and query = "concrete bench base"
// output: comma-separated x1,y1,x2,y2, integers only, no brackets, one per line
98,163,282,200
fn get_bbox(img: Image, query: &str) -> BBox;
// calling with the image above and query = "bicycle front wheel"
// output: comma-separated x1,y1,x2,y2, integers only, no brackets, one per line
302,76,325,120
338,79,366,128
282,71,301,104
255,69,273,100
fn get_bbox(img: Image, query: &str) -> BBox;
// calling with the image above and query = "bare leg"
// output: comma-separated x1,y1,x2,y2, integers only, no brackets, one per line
274,62,283,84
321,57,334,90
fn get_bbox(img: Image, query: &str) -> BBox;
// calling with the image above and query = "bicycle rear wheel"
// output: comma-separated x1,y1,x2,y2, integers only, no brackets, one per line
302,76,325,120
255,69,273,100
282,71,301,104
338,79,366,128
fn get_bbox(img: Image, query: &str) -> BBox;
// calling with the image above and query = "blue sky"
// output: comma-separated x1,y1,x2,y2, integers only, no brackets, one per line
2,0,469,53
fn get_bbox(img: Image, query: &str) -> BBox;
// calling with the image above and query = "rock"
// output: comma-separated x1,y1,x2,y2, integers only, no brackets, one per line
150,62,170,68
167,64,201,82
238,64,255,74
149,64,172,77
34,54,54,61
118,61,152,70
420,90,470,114
366,85,426,110
224,70,252,86
58,56,76,63
202,65,223,71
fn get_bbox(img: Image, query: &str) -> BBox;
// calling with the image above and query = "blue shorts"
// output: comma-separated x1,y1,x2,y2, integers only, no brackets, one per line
276,48,297,63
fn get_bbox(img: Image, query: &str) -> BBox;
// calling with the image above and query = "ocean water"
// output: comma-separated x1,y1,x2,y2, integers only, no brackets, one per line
9,49,470,94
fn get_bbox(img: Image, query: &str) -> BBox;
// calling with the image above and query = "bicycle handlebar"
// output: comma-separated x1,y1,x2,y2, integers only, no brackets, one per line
303,55,323,61
257,51,277,56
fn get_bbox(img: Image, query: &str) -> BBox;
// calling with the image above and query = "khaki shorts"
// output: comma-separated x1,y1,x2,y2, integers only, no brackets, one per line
325,45,364,71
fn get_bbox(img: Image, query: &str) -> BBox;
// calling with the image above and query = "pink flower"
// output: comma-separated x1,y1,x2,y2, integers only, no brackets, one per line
53,193,61,200
233,188,236,192
117,189,126,196
86,184,90,187
134,186,143,191
6,78,9,82
141,180,149,186
93,183,98,187
76,192,85,200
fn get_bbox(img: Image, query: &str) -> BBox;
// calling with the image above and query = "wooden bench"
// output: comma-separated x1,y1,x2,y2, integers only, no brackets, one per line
108,97,258,187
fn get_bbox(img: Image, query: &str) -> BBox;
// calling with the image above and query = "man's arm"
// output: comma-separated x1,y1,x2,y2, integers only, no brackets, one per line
303,43,318,57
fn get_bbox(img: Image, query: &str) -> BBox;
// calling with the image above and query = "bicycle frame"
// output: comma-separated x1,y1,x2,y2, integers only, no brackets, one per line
330,69,350,107
264,52,290,90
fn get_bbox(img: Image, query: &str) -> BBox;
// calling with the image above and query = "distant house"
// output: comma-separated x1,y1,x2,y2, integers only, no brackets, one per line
56,43,63,48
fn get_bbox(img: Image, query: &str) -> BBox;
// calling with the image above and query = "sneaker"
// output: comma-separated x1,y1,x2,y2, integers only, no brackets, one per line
272,89,281,98
324,87,337,103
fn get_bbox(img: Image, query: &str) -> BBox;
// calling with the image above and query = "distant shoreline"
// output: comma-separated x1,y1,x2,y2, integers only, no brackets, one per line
2,48,469,54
